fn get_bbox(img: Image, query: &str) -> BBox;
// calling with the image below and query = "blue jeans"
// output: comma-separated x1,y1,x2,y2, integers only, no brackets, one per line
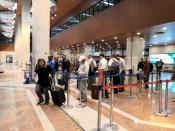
35,84,49,103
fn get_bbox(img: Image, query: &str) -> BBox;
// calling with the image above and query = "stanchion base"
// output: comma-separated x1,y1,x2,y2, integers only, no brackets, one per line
154,112,168,117
76,103,86,108
127,95,136,99
164,110,173,114
153,91,159,94
62,105,74,109
91,128,105,131
103,124,119,131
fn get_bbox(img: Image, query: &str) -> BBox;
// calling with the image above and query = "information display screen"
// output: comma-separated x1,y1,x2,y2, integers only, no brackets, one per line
150,53,175,64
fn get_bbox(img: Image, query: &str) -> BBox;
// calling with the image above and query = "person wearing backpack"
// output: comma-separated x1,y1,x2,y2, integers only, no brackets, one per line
116,54,126,92
108,54,120,94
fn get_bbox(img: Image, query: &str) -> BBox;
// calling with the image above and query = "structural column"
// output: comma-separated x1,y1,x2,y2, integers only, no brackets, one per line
32,0,50,67
14,16,22,66
126,36,144,72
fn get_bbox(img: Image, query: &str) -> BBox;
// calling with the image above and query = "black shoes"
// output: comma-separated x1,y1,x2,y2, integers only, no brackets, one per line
37,100,44,105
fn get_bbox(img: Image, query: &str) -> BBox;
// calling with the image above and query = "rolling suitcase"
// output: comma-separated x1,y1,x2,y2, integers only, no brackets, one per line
50,87,66,106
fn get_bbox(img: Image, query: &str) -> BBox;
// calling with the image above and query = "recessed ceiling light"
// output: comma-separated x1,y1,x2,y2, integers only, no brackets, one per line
106,42,108,45
137,32,141,35
162,27,167,31
102,39,105,42
153,35,157,38
116,41,119,43
114,36,118,39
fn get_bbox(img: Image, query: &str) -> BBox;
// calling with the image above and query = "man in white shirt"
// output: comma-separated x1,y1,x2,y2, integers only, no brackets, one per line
98,54,109,98
87,55,97,90
77,55,89,102
116,54,126,92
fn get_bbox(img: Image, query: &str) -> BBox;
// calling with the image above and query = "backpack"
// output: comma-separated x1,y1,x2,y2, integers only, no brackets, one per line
110,60,119,72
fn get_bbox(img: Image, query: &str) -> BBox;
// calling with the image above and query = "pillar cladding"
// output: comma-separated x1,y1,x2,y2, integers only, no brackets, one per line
15,16,22,66
32,0,50,67
126,36,144,72
19,0,31,70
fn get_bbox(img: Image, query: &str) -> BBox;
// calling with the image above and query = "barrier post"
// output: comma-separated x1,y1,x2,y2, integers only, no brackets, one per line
164,80,172,114
64,79,73,109
128,75,135,99
154,80,167,117
138,71,143,95
151,72,154,92
97,85,102,131
104,75,118,130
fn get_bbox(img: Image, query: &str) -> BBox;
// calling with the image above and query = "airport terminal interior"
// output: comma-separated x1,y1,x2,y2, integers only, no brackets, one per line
0,0,175,131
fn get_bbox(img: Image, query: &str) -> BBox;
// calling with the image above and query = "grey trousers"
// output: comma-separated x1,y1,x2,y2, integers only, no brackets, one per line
78,79,87,101
35,84,49,103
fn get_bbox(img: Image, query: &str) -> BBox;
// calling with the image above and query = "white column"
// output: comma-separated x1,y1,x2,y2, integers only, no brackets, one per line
32,0,50,67
17,0,31,69
63,49,71,60
83,45,92,56
126,36,144,72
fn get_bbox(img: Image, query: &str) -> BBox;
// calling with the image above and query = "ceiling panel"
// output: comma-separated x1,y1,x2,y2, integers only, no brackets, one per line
144,21,175,46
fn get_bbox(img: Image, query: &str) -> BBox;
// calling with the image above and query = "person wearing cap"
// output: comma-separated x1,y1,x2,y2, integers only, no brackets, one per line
77,55,89,102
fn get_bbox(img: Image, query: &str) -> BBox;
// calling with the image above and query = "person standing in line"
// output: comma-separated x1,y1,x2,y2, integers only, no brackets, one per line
137,58,144,71
34,59,52,105
115,54,126,92
77,55,89,102
108,54,120,94
155,59,164,77
62,55,71,91
87,55,97,90
98,54,109,98
143,57,151,89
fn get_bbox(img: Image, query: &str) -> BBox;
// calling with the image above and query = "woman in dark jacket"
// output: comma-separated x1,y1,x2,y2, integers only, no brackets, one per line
35,59,52,105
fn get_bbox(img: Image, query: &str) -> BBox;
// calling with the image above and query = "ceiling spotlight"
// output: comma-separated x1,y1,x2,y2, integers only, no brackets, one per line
162,27,167,31
102,39,105,42
153,35,157,38
106,42,108,45
116,41,119,43
92,41,95,44
54,14,57,17
114,36,118,40
51,16,54,20
137,32,141,35
83,42,86,45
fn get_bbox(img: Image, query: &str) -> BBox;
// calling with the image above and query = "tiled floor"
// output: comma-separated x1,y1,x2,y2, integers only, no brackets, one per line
1,63,175,131
0,63,82,131
69,74,175,131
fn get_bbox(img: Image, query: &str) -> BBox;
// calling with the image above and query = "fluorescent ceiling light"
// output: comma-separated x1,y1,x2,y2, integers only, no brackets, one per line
162,27,167,31
82,13,92,17
102,1,114,6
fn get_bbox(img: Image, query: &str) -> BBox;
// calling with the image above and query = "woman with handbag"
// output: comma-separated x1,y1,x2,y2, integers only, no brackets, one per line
34,59,52,105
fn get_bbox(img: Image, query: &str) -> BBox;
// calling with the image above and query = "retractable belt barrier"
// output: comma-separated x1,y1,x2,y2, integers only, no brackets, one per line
103,79,175,118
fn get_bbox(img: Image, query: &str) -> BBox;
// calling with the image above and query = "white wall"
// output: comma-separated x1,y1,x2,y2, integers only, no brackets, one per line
0,51,14,63
149,44,175,71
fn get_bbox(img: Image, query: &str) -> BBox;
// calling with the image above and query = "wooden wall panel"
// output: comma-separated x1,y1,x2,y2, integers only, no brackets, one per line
50,0,175,49
0,44,14,51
